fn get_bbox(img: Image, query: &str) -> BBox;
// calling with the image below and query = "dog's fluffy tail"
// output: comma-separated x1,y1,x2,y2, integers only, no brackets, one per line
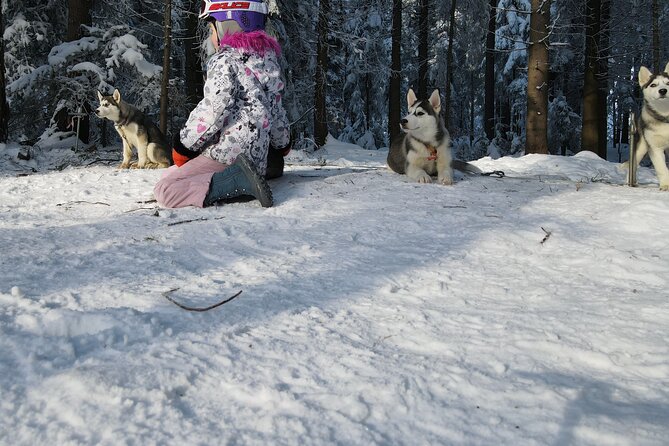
452,159,482,175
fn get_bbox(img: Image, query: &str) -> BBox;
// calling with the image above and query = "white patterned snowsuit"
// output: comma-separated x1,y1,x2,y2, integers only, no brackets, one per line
153,32,290,208
179,39,290,175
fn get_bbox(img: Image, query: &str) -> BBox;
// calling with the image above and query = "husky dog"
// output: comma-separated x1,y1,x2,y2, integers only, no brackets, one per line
387,89,479,184
95,89,171,169
627,62,669,190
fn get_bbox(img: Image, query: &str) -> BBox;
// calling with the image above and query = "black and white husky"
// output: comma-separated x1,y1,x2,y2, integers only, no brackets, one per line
387,89,479,184
387,89,452,184
627,62,669,190
95,89,171,169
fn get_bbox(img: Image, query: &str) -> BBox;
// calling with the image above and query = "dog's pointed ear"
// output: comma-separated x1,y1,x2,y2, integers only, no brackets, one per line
97,91,103,102
664,61,669,75
407,89,417,107
429,89,441,113
113,89,121,102
639,66,652,86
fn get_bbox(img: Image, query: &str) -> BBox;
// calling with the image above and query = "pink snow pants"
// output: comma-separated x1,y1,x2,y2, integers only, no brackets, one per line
154,155,228,208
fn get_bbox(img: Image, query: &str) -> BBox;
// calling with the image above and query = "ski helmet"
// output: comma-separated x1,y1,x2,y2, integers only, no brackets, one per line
199,0,268,33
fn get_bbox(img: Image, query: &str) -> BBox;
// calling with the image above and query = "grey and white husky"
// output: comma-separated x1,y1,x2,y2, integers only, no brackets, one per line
387,89,479,184
95,89,171,169
626,62,669,190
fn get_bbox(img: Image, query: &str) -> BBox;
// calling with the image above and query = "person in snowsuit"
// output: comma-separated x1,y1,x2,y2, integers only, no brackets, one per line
154,0,291,208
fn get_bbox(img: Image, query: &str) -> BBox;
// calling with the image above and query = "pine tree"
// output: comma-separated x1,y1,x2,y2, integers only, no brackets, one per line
444,0,456,130
314,0,329,147
160,0,173,134
484,0,496,141
67,0,92,41
581,0,602,156
652,0,660,72
417,0,429,98
388,0,403,144
0,4,9,142
496,0,530,153
525,0,550,154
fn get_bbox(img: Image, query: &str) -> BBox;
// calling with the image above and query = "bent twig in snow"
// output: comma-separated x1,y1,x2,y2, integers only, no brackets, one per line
162,288,243,312
56,201,111,207
167,216,225,226
540,227,552,244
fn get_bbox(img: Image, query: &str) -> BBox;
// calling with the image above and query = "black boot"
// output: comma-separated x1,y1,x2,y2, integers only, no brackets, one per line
204,154,273,207
265,148,285,180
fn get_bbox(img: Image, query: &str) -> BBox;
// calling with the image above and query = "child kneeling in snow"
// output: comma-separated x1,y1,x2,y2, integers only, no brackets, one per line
154,0,291,208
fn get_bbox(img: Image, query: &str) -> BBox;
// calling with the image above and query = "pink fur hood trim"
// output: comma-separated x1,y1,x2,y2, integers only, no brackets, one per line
219,31,281,57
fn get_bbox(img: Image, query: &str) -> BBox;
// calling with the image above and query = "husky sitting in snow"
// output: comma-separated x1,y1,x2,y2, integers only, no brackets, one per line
387,89,479,184
95,89,171,169
624,62,669,190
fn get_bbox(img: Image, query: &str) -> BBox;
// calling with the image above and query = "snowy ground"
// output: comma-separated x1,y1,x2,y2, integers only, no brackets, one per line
1,139,668,445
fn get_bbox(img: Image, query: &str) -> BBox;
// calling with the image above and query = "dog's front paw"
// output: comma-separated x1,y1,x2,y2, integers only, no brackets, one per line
660,184,669,191
144,162,166,169
438,176,454,185
119,162,131,169
416,172,432,183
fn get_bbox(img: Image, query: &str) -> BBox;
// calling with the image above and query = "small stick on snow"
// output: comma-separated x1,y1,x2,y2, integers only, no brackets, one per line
162,288,243,312
167,216,225,226
56,201,111,207
84,158,121,166
540,227,552,244
124,207,158,213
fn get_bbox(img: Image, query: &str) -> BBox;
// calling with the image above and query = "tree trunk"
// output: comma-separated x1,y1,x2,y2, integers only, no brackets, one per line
581,0,601,155
388,0,402,144
365,72,371,131
314,0,330,147
502,96,511,142
185,0,203,107
525,0,550,154
652,0,660,73
621,110,629,152
597,0,610,159
0,4,9,142
67,0,92,41
484,0,496,140
160,0,172,135
469,71,474,150
417,0,429,98
612,100,619,160
444,0,457,130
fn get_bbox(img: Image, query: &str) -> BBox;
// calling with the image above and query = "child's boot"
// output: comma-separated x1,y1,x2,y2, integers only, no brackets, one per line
204,154,273,207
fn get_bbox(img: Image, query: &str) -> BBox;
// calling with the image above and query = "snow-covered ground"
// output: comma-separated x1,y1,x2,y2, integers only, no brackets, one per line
1,139,668,445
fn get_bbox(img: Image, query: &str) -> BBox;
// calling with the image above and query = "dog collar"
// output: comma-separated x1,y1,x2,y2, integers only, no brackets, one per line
426,144,437,160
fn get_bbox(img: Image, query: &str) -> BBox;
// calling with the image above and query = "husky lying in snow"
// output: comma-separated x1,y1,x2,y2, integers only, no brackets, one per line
387,89,480,184
95,89,171,169
623,62,669,190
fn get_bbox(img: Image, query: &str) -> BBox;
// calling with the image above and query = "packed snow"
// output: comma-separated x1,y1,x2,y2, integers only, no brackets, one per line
1,138,668,445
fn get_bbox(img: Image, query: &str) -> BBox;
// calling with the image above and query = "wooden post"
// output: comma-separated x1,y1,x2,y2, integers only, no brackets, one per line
159,0,172,135
71,104,88,151
628,113,637,187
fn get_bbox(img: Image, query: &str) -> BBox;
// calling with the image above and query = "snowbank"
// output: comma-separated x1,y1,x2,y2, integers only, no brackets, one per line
1,142,667,445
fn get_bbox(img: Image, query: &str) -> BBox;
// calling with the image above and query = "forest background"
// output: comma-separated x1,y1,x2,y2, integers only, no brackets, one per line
1,0,668,163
